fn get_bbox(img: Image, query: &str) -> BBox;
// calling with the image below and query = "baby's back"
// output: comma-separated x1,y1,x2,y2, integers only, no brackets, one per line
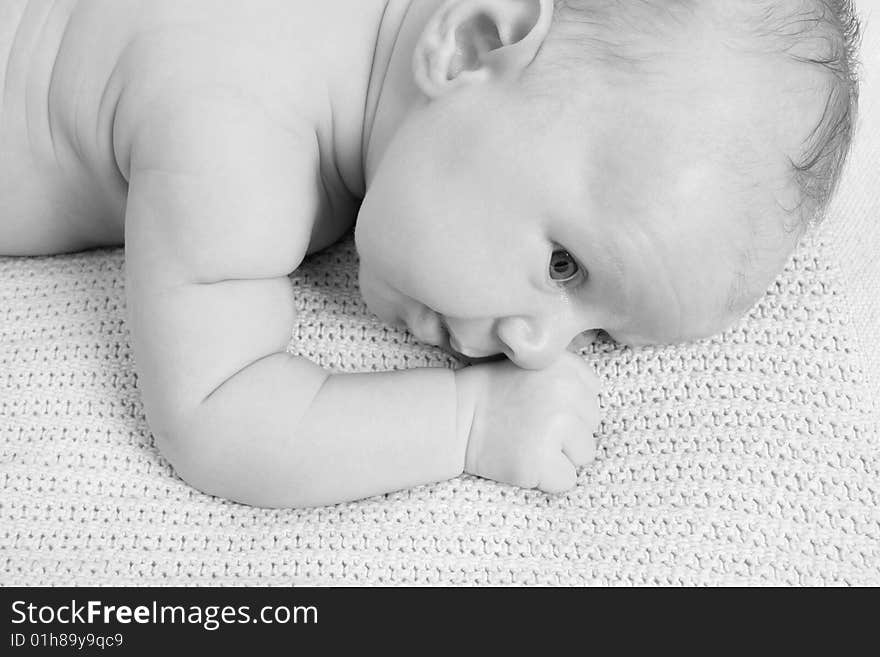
0,0,363,256
0,0,137,253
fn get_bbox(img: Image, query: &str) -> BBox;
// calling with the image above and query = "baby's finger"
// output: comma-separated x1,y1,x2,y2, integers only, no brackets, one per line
562,352,602,393
538,450,577,494
561,427,596,467
551,411,596,466
578,365,602,395
580,393,601,434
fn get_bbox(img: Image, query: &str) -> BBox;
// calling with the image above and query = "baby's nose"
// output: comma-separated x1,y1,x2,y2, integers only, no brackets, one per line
496,316,572,370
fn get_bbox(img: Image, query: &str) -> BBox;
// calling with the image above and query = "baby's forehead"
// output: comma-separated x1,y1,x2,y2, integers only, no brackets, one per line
560,103,796,312
522,0,857,335
538,0,847,136
575,0,854,211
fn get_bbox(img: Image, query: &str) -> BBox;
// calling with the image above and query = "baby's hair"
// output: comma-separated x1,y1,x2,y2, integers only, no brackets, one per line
757,0,860,227
533,0,861,231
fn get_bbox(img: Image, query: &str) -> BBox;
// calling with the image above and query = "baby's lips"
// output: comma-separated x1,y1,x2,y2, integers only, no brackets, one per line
450,351,507,366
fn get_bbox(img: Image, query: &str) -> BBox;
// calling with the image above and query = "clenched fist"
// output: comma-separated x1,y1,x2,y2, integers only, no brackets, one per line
455,351,601,493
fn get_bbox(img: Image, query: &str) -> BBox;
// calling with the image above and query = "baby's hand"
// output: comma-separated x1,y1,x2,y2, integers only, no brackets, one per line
455,352,601,493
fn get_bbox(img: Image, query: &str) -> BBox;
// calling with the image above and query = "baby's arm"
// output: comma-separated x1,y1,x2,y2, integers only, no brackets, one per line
120,92,599,508
122,98,467,507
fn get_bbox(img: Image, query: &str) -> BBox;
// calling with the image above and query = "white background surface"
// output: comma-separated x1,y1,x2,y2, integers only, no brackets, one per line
827,0,880,405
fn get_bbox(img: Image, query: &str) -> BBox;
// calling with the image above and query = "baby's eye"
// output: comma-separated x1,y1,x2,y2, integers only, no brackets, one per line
549,249,581,283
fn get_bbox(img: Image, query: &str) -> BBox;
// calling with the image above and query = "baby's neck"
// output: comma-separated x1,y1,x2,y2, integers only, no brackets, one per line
302,0,388,201
326,0,441,198
361,0,443,189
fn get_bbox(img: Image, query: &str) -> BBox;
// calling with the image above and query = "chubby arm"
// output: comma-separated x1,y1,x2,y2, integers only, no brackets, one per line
123,98,468,507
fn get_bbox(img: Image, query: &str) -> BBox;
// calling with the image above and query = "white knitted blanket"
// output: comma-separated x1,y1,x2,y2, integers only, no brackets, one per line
2,8,879,587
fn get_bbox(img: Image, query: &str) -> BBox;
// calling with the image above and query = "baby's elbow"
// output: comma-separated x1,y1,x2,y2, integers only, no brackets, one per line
151,418,228,501
149,411,315,509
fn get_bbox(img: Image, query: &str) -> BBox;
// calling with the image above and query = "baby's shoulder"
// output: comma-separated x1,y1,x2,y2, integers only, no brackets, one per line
115,2,328,119
98,2,352,263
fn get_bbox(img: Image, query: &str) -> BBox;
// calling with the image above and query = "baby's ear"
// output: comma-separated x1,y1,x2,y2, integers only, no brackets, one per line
413,0,552,98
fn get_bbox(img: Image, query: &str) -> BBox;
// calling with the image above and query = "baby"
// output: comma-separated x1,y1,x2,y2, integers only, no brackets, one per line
0,0,859,507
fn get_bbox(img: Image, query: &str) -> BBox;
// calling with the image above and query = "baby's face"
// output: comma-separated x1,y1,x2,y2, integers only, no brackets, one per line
356,52,809,369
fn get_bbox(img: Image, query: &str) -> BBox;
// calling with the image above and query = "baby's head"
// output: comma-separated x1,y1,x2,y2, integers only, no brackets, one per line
355,0,859,369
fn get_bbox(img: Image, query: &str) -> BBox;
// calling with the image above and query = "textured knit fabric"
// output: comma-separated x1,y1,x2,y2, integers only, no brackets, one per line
2,7,879,587
829,0,880,407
